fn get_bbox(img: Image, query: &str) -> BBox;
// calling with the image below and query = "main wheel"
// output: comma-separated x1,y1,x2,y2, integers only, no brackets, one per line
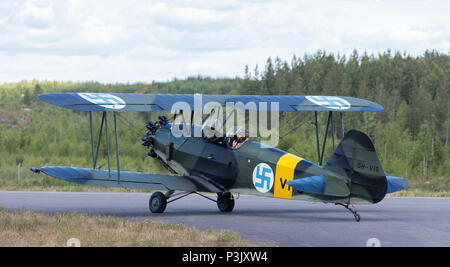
149,192,167,213
217,192,235,212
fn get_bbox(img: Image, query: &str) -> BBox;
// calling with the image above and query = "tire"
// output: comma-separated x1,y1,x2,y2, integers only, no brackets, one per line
217,192,235,212
149,192,167,213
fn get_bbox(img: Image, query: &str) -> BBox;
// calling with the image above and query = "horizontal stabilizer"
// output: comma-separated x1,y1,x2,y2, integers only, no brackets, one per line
287,174,350,197
287,175,326,195
386,175,409,193
38,166,197,191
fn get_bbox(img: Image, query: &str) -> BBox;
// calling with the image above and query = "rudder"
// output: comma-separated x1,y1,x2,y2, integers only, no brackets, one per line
325,130,387,203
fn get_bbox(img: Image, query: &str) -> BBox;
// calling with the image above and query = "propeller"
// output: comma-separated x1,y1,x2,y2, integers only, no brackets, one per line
142,115,168,156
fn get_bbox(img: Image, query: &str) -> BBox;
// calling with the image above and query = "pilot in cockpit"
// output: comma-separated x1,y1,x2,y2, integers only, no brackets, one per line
231,128,249,149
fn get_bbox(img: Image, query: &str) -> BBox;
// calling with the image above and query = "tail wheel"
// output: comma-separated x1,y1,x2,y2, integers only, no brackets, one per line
217,192,235,212
149,192,167,213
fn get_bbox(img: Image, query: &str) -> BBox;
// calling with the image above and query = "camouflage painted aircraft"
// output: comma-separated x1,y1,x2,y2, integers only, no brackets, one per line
31,93,409,221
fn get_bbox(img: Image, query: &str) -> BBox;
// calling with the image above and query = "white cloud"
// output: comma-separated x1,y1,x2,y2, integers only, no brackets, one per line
0,0,448,83
145,2,234,30
19,0,54,29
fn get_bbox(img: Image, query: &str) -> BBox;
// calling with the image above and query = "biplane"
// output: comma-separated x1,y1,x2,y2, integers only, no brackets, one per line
31,93,409,221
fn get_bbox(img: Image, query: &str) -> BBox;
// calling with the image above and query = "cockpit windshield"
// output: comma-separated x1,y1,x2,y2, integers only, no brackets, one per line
202,119,222,139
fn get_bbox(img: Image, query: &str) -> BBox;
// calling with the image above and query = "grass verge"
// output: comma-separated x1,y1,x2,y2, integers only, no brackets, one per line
0,185,150,193
0,209,260,247
387,189,450,197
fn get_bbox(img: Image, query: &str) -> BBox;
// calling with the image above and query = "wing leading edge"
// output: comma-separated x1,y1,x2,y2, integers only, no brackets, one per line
38,93,383,112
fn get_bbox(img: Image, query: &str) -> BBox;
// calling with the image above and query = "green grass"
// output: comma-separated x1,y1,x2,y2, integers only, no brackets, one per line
388,189,450,197
0,209,260,247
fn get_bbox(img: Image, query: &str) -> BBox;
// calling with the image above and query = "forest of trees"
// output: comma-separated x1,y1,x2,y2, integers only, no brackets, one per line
0,50,448,193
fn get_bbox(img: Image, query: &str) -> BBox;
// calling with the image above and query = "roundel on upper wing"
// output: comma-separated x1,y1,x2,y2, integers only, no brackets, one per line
252,163,274,193
305,96,351,110
78,93,126,110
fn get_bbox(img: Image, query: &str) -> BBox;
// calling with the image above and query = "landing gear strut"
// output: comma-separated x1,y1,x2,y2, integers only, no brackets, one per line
148,191,235,214
335,203,361,222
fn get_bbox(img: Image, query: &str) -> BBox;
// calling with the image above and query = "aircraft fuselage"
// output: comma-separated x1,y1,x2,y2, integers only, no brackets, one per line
150,123,351,203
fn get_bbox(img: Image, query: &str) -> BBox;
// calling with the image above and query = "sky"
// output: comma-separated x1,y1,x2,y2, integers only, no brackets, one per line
0,0,448,83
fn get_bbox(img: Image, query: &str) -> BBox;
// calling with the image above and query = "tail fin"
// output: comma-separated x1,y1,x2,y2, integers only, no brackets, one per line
324,130,388,203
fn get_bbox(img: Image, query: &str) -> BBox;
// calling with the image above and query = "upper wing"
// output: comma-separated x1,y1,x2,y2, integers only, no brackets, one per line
38,93,383,112
38,166,223,192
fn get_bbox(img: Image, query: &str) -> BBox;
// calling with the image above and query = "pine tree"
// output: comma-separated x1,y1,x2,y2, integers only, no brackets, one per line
23,90,32,106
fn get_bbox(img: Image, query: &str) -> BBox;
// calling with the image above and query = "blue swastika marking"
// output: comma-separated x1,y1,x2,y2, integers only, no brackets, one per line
252,162,274,193
254,166,272,189
82,93,121,105
306,96,351,110
78,93,126,110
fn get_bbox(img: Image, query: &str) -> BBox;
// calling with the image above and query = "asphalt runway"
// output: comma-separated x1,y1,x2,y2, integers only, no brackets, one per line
1,191,449,246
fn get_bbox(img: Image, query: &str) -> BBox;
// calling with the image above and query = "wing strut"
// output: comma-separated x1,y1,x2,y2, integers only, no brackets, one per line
319,111,332,165
92,112,105,169
88,111,121,183
113,112,120,184
314,111,342,166
105,112,111,176
314,111,321,164
89,111,95,168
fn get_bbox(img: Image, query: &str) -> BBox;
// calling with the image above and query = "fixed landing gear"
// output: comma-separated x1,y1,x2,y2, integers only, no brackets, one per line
149,192,167,213
148,191,235,214
217,192,235,212
335,203,361,222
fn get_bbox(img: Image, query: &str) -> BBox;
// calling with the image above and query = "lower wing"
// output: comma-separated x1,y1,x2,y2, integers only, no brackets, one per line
35,166,223,192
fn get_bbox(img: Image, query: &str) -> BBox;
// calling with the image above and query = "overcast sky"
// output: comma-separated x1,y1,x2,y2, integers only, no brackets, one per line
0,0,448,83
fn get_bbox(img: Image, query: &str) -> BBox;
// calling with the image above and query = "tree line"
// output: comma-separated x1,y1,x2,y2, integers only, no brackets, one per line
0,50,448,192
